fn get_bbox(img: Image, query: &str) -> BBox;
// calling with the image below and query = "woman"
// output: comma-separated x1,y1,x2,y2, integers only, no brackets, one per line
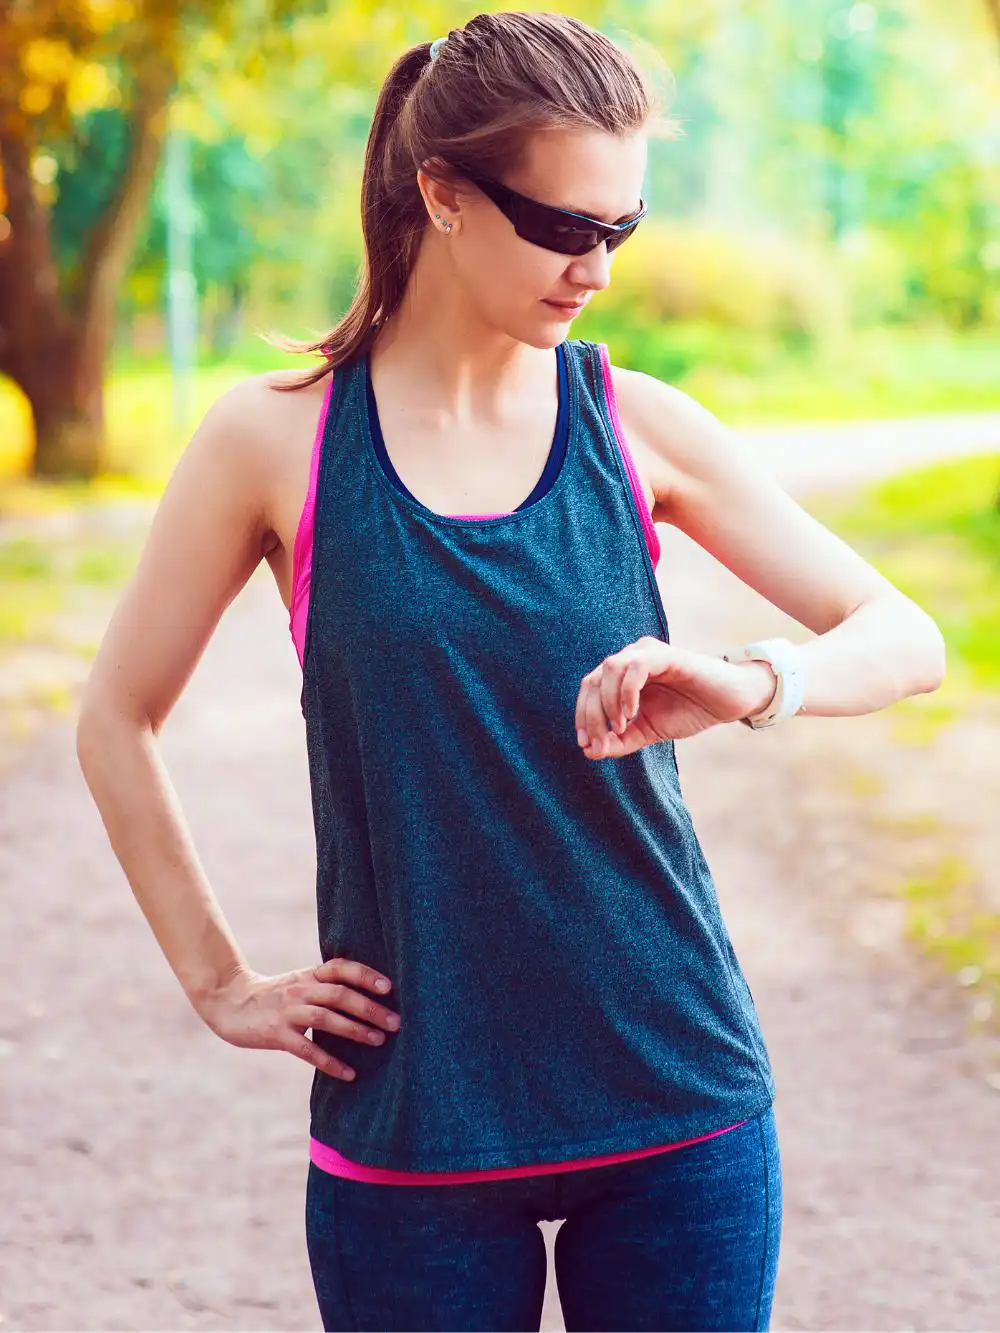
76,11,946,1332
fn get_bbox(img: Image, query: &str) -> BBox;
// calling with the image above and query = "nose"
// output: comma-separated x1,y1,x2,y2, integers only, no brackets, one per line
567,241,613,293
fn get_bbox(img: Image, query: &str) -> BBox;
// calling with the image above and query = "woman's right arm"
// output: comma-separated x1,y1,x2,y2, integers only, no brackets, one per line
76,378,401,1080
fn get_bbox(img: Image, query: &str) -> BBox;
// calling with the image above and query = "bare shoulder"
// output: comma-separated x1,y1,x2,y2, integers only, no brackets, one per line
201,368,325,471
194,367,330,554
606,361,749,526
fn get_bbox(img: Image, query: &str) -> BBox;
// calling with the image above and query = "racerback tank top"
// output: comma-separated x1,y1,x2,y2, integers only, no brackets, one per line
292,336,775,1178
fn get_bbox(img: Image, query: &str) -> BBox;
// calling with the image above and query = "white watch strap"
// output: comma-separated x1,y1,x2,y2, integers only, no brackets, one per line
722,637,805,729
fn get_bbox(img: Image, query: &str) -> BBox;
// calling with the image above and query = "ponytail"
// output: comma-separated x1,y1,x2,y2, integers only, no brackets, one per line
268,41,435,389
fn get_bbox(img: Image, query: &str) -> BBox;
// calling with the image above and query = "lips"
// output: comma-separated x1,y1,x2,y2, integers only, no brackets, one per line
544,299,587,316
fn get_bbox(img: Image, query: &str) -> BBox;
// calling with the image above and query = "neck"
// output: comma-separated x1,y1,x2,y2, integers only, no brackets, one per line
369,237,553,419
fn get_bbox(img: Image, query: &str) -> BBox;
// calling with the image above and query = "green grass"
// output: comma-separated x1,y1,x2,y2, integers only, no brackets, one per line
685,328,1000,425
0,532,142,651
811,450,1000,691
903,852,1000,1027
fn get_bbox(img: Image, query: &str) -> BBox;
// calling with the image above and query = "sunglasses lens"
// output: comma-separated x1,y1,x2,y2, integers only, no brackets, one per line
513,198,600,255
523,206,643,256
604,217,642,253
550,227,605,256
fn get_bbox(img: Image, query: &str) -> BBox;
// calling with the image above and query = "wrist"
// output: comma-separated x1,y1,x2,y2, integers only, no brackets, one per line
721,636,806,728
734,659,779,718
185,959,254,1021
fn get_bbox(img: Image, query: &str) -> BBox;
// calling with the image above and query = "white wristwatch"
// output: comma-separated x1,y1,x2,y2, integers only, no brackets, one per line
721,637,806,729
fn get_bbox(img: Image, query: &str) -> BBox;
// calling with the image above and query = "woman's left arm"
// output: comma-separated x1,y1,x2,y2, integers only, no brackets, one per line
619,369,947,719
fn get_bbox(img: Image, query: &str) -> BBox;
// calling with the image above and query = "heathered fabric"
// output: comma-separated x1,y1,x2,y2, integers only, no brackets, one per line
296,346,743,1183
300,336,775,1172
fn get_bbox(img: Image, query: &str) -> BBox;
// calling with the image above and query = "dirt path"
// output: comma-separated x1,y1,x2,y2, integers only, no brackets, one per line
2,417,999,1331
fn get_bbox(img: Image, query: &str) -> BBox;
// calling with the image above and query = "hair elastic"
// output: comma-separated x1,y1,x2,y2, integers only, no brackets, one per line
429,36,447,63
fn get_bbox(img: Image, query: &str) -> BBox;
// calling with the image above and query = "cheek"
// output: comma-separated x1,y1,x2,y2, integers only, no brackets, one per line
461,234,567,310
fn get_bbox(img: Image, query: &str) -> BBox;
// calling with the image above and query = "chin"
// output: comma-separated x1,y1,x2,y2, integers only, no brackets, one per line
517,317,570,350
478,292,568,347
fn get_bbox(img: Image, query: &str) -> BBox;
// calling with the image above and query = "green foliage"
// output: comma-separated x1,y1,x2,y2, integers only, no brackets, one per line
813,451,1000,687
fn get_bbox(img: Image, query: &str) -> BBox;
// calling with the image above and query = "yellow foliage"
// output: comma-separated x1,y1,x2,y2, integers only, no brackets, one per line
21,37,77,86
606,222,847,341
84,0,136,33
66,61,116,115
20,84,54,116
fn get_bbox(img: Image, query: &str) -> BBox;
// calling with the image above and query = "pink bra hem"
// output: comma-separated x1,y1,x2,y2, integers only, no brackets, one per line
310,1120,748,1185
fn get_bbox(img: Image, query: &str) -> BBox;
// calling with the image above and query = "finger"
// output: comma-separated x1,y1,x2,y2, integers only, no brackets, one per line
305,982,401,1032
599,655,631,734
575,671,596,752
574,668,594,747
619,658,647,725
287,1032,356,1081
313,955,393,996
294,1004,394,1047
583,670,612,757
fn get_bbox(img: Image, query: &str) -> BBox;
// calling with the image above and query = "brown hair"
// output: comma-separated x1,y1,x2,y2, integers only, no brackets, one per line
270,10,676,391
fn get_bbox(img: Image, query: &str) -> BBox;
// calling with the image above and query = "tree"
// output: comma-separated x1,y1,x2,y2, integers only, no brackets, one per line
0,1,188,476
0,0,308,478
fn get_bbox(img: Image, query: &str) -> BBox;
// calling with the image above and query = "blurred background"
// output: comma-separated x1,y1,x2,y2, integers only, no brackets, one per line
2,0,1000,486
1,2,999,1329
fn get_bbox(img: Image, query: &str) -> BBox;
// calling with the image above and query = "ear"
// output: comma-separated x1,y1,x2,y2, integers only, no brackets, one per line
416,159,463,228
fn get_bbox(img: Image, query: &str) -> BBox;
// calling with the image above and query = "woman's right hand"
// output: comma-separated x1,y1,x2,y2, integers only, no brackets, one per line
195,957,401,1081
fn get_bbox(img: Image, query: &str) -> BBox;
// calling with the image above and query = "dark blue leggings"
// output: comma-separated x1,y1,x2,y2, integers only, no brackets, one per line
304,1105,782,1332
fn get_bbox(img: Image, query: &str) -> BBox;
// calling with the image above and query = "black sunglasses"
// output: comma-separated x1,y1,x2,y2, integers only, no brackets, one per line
458,168,647,256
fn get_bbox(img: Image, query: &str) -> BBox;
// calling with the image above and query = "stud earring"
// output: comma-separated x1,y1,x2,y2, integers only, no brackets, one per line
434,212,454,235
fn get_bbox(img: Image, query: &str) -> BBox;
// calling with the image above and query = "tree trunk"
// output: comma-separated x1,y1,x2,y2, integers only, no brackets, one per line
0,44,176,479
27,324,108,478
33,404,105,479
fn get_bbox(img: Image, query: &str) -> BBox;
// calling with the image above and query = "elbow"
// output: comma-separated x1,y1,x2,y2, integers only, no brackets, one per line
75,690,110,782
910,609,947,696
75,686,143,782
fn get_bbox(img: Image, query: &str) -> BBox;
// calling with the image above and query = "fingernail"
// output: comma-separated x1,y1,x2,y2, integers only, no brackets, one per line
577,729,588,746
375,979,390,992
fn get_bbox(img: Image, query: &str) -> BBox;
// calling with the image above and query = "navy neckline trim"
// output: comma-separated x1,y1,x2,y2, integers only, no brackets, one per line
364,343,570,516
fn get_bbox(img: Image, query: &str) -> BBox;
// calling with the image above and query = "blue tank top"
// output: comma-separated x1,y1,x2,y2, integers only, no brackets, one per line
301,336,775,1172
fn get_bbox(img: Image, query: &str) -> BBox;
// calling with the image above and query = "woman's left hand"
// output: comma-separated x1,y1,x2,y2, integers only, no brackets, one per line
574,636,775,758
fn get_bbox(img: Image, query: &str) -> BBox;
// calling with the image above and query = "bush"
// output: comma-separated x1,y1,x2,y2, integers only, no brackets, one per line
839,227,914,327
600,221,848,347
